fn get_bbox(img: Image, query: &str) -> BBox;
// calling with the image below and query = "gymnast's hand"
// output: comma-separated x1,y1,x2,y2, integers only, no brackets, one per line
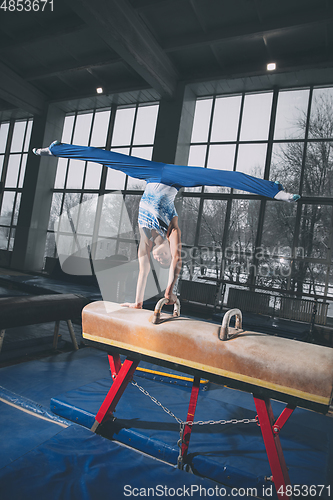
120,302,143,309
164,291,177,305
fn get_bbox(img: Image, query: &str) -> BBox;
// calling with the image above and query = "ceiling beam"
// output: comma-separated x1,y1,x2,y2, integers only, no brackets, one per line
162,6,333,52
49,80,156,104
187,0,224,70
181,52,333,85
0,61,46,115
24,56,122,81
69,0,178,97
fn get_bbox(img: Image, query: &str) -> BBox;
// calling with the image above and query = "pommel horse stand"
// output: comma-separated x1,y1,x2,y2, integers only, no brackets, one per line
82,299,333,499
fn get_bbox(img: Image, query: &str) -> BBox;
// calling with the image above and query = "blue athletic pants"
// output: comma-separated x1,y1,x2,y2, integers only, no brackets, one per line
50,142,281,198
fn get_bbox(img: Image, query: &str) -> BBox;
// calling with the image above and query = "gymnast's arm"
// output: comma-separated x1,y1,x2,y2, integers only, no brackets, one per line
165,219,182,305
121,230,153,309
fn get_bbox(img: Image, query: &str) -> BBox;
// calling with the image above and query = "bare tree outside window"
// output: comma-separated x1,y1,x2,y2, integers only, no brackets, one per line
263,90,333,296
184,89,333,304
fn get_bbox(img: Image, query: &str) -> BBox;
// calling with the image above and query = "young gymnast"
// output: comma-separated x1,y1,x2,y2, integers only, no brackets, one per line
33,141,300,308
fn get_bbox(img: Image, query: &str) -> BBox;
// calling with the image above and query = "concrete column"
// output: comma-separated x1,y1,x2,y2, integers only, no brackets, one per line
11,104,65,272
152,83,196,166
152,83,196,219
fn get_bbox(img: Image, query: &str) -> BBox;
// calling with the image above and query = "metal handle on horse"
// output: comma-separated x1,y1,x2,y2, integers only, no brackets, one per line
220,308,242,340
152,297,181,324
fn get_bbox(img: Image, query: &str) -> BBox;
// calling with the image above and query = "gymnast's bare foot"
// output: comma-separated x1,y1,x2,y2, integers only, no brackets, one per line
273,182,300,202
274,191,301,202
32,140,60,156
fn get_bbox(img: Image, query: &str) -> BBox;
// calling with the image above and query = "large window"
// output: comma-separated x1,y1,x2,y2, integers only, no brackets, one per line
44,87,333,304
0,119,33,252
46,103,159,268
181,87,333,302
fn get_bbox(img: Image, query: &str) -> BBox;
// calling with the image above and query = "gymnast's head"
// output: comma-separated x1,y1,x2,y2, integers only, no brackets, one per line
152,239,172,267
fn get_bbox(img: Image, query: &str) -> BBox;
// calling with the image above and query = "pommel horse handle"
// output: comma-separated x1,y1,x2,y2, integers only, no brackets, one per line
220,308,242,341
152,297,181,324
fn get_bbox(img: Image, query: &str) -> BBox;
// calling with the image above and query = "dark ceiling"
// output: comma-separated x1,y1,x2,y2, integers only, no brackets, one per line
1,0,333,117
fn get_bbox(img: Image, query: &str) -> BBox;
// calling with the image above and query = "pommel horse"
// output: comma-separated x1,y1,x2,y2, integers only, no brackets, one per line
82,300,333,499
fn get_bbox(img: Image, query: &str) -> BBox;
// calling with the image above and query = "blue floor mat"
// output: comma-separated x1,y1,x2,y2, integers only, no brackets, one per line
50,372,333,494
1,347,332,497
0,348,110,406
0,399,68,470
0,401,229,500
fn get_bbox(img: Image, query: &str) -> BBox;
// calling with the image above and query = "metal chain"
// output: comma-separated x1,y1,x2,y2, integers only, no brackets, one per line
131,379,183,423
131,379,257,426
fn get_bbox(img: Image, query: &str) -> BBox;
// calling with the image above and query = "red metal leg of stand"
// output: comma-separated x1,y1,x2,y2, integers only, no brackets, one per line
254,396,292,499
181,376,201,462
273,404,295,433
108,353,122,378
92,357,139,429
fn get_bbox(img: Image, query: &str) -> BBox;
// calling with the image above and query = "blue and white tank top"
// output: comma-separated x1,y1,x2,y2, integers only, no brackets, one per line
138,183,178,239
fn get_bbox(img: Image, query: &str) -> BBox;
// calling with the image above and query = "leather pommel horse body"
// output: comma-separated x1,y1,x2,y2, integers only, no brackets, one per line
82,301,333,498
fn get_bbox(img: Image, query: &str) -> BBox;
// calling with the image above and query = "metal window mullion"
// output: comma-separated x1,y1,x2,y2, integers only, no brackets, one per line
8,188,19,229
15,119,28,192
232,92,245,173
288,88,313,292
115,105,139,255
62,113,77,193
91,106,116,260
75,110,97,253
263,88,278,181
218,93,245,281
100,104,117,192
220,94,245,280
193,97,216,257
249,89,279,287
0,121,15,251
55,191,67,259
322,205,333,298
59,113,78,256
68,192,82,257
5,153,22,230
218,93,242,283
217,200,232,281
125,104,139,190
0,120,14,198
80,110,96,192
299,86,313,197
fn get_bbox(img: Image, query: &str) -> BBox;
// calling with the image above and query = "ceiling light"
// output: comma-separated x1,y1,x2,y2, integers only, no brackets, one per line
96,87,103,94
267,63,276,71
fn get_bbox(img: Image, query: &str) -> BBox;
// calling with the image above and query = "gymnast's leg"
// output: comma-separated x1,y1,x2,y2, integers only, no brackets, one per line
33,141,300,201
161,164,300,201
33,141,164,183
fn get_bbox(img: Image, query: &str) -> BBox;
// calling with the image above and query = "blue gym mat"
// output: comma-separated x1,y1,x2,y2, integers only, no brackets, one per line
50,374,333,494
0,347,332,499
0,398,229,500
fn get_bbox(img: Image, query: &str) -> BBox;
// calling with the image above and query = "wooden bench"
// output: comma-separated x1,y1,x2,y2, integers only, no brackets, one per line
279,296,328,325
179,279,219,310
0,293,89,353
227,287,329,326
227,287,272,315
